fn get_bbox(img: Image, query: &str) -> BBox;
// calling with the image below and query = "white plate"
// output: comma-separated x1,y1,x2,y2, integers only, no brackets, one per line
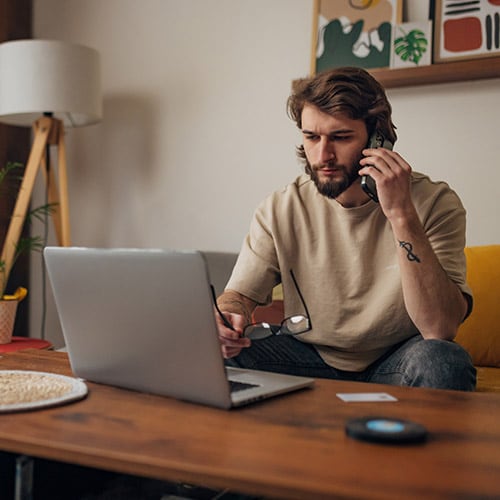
0,370,88,413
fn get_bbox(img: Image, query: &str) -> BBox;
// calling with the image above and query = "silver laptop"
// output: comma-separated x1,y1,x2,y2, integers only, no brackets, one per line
44,247,314,409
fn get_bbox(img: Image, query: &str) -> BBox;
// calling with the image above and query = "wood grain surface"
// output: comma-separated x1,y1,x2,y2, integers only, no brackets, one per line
0,349,499,499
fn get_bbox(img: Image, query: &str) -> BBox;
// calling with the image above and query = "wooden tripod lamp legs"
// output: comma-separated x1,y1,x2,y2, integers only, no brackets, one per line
0,115,71,293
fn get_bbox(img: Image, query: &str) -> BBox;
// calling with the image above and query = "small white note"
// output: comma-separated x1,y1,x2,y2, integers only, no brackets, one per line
336,392,398,402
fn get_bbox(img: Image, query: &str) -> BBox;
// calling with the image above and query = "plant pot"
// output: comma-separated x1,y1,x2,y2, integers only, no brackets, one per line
0,299,19,344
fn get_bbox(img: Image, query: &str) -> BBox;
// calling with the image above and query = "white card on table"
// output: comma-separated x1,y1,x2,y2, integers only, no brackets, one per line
336,392,398,402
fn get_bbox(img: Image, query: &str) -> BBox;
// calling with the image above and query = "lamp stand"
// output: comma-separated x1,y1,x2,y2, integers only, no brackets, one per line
0,115,71,291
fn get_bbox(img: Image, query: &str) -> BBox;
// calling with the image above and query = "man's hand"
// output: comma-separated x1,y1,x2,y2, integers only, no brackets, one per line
359,148,414,221
214,310,251,359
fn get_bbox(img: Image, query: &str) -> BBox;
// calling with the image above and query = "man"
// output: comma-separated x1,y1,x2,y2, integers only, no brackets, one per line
216,67,476,391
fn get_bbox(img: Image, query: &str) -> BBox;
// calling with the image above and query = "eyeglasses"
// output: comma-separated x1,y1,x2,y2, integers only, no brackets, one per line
212,269,312,340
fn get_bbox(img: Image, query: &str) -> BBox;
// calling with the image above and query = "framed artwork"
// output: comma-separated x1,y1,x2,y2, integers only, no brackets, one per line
311,0,403,74
434,0,500,63
392,21,432,68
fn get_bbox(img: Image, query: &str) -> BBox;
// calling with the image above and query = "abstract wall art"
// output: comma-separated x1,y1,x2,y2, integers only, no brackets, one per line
434,0,500,62
311,0,403,74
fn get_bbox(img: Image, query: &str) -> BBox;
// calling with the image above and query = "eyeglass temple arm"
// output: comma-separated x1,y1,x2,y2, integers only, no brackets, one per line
210,285,236,331
289,269,312,327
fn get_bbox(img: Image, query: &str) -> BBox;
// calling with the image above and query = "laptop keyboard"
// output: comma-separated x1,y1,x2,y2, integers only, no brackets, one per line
229,380,260,393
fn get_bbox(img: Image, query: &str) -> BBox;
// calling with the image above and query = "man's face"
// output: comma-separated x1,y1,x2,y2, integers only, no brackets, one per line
301,104,369,201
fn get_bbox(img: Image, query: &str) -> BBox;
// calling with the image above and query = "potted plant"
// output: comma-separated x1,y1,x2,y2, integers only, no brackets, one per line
0,161,54,343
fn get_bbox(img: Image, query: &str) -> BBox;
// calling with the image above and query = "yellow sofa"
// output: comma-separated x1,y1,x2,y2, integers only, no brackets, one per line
455,245,500,392
255,245,500,392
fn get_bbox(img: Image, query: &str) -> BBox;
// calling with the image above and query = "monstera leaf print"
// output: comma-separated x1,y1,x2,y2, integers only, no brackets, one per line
394,29,428,65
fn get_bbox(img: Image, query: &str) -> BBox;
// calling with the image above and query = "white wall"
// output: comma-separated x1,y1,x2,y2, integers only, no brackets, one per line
389,79,499,247
31,0,500,347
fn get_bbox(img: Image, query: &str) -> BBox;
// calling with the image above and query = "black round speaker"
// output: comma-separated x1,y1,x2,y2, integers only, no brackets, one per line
346,416,428,444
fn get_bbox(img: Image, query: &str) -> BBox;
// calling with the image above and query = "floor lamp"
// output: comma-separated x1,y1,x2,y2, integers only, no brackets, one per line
0,40,102,293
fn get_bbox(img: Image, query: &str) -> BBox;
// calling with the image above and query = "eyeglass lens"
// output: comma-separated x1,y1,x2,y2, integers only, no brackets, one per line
243,314,310,340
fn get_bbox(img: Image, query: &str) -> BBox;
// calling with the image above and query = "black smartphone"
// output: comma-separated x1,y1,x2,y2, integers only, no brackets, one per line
360,131,394,203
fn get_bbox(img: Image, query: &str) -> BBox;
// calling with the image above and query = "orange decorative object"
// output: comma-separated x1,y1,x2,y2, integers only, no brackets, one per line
0,336,52,353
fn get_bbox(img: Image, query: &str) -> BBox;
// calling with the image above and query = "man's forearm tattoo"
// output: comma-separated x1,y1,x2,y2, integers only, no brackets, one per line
398,240,421,263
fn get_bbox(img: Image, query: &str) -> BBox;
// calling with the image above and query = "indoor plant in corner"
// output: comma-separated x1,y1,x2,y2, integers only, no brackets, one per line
0,161,53,343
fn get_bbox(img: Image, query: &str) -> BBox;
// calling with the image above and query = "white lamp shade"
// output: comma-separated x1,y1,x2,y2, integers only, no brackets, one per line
0,39,102,127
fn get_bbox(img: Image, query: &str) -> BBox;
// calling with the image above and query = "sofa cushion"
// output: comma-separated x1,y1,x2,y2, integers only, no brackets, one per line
455,245,500,367
475,367,500,392
253,298,284,324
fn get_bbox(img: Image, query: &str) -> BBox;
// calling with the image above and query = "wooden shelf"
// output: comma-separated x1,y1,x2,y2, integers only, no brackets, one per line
369,57,500,89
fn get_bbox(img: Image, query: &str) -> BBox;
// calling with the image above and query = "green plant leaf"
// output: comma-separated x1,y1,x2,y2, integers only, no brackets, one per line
0,161,52,297
15,236,45,256
394,29,428,65
26,203,58,224
0,161,23,183
0,162,24,197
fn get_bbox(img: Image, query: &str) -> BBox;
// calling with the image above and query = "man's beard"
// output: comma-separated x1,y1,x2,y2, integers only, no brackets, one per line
306,155,362,199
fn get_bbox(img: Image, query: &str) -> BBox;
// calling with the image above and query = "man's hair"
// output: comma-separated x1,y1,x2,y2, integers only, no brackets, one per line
287,67,397,163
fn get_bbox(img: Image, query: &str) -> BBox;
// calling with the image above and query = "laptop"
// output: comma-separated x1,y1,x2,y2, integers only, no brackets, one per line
44,247,314,409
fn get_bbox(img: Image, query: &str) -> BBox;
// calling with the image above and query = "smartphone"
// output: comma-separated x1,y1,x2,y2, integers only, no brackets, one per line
360,131,394,203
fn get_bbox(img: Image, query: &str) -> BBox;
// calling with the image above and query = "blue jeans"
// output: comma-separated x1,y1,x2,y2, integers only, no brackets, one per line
226,334,477,391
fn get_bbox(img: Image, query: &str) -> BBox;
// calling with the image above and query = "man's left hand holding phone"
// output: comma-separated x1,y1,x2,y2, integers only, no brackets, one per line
359,133,414,217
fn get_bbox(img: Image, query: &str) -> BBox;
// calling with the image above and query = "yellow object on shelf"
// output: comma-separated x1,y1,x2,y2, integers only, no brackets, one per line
2,287,27,302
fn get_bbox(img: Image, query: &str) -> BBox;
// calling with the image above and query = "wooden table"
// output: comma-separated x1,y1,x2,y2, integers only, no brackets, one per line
1,349,499,499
